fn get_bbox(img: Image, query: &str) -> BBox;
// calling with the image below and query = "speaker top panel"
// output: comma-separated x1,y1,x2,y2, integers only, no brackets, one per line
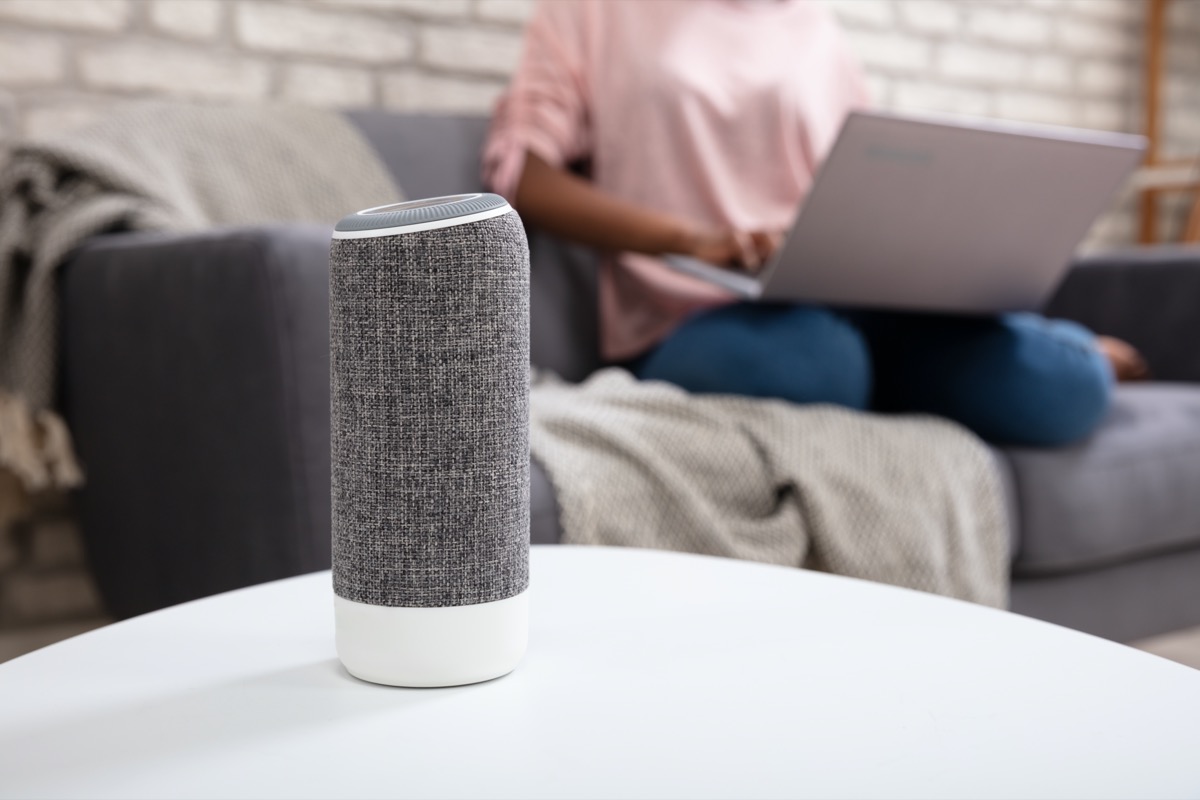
333,193,512,239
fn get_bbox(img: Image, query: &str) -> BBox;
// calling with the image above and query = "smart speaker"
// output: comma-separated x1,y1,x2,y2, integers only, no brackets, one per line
329,193,530,688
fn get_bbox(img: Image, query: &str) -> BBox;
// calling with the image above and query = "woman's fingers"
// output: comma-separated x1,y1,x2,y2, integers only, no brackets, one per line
683,226,742,268
681,225,785,273
769,230,786,257
750,230,786,265
733,230,761,271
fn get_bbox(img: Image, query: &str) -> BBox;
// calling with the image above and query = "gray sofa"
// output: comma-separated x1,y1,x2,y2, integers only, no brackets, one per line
59,112,1200,642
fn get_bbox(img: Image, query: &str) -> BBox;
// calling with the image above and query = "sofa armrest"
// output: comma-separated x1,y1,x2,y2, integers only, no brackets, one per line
60,225,333,617
1045,246,1200,383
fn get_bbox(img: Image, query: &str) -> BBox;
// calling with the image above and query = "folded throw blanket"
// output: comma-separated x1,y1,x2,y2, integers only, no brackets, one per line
0,103,400,492
531,369,1009,606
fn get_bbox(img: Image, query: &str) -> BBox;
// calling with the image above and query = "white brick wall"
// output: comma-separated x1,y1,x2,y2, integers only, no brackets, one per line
893,79,991,117
965,6,1053,48
0,32,66,86
0,0,131,32
826,0,895,29
845,27,933,74
282,63,375,109
148,0,224,42
1056,16,1135,57
475,0,535,25
80,43,272,100
420,25,523,76
896,1,958,36
235,3,414,63
382,70,505,113
938,42,1027,87
324,0,472,19
1026,54,1072,92
0,0,1196,232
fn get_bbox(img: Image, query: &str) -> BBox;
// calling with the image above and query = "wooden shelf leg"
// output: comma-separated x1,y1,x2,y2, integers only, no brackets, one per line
1185,192,1200,243
1139,0,1168,245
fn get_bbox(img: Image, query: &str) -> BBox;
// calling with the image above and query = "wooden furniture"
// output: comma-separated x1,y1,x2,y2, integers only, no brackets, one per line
1139,0,1200,243
2,546,1200,799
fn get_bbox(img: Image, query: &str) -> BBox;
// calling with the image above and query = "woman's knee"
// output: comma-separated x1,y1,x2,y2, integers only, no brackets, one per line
959,315,1113,446
635,303,872,408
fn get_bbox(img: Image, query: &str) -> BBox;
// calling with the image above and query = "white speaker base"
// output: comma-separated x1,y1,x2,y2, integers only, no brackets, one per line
335,589,529,688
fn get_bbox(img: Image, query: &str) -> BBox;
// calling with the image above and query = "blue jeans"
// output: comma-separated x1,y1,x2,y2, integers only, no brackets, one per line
632,303,1113,446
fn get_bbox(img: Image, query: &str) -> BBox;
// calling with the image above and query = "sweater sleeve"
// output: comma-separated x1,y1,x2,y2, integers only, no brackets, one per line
482,0,593,202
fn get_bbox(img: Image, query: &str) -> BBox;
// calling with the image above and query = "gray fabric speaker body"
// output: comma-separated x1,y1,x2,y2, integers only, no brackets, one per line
329,193,530,687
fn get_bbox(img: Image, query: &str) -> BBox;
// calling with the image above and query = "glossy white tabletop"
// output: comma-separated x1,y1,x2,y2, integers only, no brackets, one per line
1,546,1198,799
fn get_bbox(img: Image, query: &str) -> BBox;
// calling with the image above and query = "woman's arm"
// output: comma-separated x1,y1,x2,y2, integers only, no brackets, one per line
487,3,778,270
514,151,691,255
514,151,775,269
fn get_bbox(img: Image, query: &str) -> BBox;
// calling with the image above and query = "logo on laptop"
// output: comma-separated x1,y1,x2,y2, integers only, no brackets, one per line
865,145,933,165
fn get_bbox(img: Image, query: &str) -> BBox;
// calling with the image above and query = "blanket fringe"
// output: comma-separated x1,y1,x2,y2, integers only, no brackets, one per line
0,389,84,494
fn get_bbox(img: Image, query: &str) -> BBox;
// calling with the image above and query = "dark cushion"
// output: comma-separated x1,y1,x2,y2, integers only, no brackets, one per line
1005,383,1200,575
1045,246,1200,383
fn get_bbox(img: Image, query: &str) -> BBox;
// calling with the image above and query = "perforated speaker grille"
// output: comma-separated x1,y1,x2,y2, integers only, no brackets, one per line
334,193,509,234
330,209,530,608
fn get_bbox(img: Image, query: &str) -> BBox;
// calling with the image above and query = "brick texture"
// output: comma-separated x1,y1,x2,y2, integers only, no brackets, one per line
0,0,130,32
965,6,1053,47
0,2,1194,256
474,0,536,25
846,28,933,74
382,70,505,113
80,43,272,101
149,0,224,42
282,63,375,109
0,32,66,86
321,0,472,18
235,3,414,63
420,25,523,75
1,0,1194,166
897,1,958,36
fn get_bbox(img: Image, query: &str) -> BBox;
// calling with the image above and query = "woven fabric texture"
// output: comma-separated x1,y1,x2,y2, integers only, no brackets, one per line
0,102,400,493
531,368,1008,607
331,211,530,608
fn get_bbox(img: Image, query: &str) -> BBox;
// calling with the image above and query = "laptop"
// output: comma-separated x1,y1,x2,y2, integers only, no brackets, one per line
664,109,1145,313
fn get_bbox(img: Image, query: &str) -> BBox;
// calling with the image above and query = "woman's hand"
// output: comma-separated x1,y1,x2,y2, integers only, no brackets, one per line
515,152,785,271
682,226,785,273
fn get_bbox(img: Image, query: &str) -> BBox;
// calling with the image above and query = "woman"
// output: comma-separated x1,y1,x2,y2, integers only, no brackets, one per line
484,0,1144,446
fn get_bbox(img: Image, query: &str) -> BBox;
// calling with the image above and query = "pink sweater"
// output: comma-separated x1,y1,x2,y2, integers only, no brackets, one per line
483,0,869,361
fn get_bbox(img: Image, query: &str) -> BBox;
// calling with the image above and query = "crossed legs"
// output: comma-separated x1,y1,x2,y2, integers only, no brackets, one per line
634,303,1113,447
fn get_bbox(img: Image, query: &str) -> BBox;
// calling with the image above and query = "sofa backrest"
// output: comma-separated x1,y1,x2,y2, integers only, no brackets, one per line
345,111,603,381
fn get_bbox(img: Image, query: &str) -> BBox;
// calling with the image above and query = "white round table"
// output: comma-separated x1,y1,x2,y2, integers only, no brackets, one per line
1,546,1198,799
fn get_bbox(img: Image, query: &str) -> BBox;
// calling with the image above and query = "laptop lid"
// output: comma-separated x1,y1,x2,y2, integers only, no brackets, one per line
758,110,1145,312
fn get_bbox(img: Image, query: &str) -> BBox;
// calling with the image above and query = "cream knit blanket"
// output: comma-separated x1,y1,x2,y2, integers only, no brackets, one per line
531,368,1009,606
0,103,399,492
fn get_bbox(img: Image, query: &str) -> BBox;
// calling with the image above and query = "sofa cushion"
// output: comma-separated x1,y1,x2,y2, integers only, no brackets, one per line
345,111,490,199
531,457,561,545
1004,383,1200,575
